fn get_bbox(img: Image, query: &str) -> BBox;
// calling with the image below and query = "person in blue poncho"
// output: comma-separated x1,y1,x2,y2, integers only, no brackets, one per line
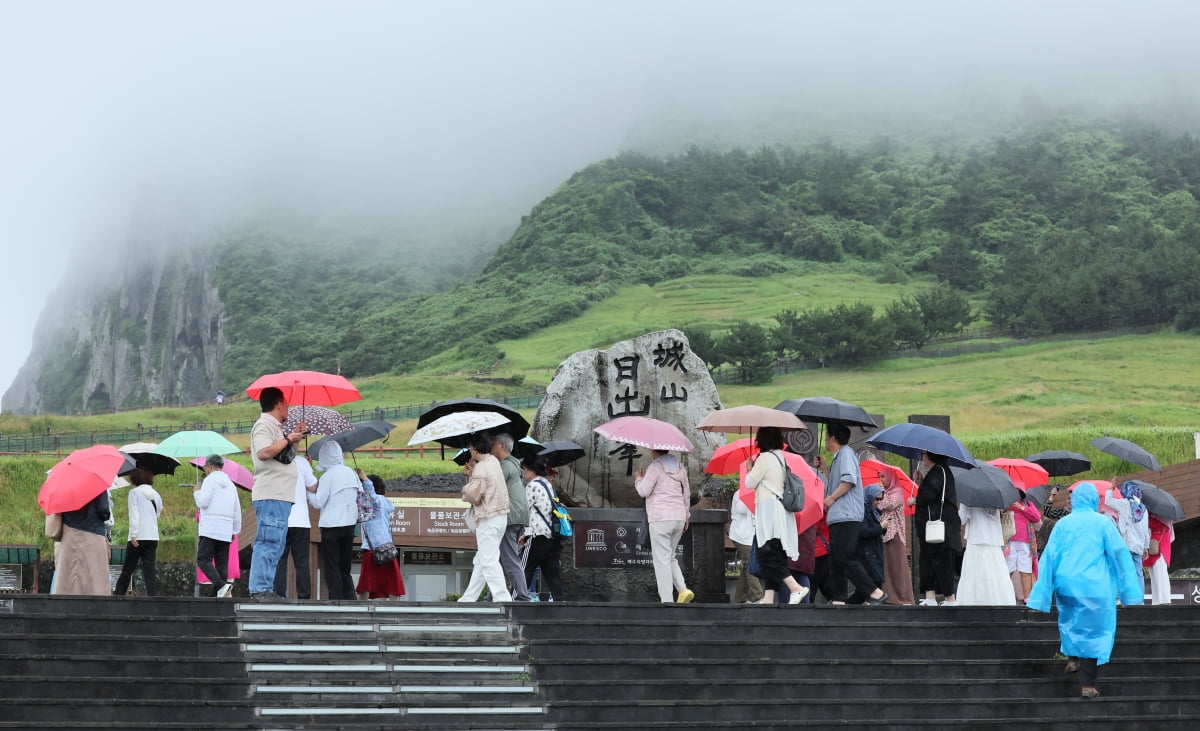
1026,482,1144,698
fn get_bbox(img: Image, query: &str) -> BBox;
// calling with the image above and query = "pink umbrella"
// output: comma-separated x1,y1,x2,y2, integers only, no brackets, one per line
189,457,255,491
245,370,361,407
593,416,694,453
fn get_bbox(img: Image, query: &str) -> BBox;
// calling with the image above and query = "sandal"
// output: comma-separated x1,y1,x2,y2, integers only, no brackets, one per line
1081,686,1100,698
1065,660,1080,673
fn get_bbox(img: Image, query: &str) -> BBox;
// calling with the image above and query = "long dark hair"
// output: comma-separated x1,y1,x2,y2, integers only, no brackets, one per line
521,455,549,478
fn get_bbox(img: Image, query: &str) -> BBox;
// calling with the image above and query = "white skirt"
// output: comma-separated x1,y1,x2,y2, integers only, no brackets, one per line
957,543,1016,606
1149,555,1171,605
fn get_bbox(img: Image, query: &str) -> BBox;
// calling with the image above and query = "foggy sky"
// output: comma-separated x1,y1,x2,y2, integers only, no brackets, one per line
2,1,1198,399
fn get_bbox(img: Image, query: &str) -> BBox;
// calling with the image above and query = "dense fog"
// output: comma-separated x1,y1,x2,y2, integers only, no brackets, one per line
2,1,1198,392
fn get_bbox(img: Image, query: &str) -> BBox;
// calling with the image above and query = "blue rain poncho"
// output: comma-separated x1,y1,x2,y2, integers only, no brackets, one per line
1026,483,1144,663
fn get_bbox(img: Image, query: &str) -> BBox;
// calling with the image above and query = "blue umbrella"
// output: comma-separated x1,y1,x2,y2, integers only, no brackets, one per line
866,423,975,470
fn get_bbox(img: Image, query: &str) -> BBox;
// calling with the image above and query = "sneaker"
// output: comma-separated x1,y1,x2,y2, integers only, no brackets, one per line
251,591,280,600
941,600,958,606
217,583,233,599
787,586,810,604
919,598,939,606
676,589,695,604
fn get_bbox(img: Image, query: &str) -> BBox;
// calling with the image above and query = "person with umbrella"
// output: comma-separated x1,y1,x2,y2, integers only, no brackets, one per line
113,468,164,597
520,455,568,602
1144,516,1175,605
52,489,112,596
459,433,513,603
823,424,887,605
308,441,369,601
743,428,810,605
876,470,916,606
1006,491,1043,604
274,453,318,600
1103,481,1151,581
1027,482,1144,698
635,445,696,604
248,387,308,599
194,455,242,598
492,433,533,602
907,452,961,606
956,500,1016,606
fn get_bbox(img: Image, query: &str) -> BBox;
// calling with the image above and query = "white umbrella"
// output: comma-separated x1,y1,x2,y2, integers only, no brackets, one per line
407,411,511,446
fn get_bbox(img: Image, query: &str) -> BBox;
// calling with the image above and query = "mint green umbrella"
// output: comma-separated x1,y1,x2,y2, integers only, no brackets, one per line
153,430,242,458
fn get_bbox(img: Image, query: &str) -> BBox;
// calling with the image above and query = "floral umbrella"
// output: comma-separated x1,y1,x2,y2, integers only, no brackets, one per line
408,411,511,448
282,406,354,436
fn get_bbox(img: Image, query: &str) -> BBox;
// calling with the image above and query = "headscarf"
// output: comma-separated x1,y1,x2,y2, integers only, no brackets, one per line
865,483,884,519
1119,481,1147,523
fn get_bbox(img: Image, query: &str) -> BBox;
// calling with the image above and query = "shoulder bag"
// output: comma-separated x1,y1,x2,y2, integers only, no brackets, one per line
925,466,948,544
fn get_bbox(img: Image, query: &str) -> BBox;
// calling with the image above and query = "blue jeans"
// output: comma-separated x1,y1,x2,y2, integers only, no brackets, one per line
250,500,291,595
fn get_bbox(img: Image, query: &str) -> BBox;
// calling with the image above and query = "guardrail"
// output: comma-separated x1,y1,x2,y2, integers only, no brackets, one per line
0,391,545,454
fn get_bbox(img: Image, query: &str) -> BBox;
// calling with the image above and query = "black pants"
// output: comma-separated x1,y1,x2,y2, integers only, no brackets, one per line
196,537,230,594
1073,656,1099,687
918,539,959,597
114,540,158,596
828,521,879,602
321,524,357,600
274,527,312,599
811,554,838,603
524,536,567,601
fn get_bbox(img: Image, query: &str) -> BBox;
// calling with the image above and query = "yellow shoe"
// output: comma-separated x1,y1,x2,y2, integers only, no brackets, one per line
677,589,695,604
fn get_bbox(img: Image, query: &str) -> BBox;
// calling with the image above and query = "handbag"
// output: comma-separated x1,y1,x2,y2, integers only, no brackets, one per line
273,440,295,465
464,505,478,532
45,513,63,541
925,466,948,545
356,482,376,524
1000,509,1016,542
1149,538,1160,556
769,452,805,513
359,520,398,565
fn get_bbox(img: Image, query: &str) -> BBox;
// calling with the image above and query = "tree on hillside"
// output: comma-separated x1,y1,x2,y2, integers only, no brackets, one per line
722,321,776,385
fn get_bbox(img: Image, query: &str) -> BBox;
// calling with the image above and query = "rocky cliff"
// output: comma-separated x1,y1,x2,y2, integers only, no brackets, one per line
3,225,228,415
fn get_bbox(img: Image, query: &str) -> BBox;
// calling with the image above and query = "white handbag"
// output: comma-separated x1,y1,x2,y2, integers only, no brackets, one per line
925,466,948,544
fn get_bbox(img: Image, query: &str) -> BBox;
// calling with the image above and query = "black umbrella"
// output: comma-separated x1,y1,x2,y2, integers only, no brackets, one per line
452,448,471,467
513,436,543,460
308,420,396,457
1026,450,1091,478
536,440,586,467
118,442,180,476
951,460,1022,509
775,396,877,428
1122,480,1185,522
417,398,531,440
1090,436,1161,471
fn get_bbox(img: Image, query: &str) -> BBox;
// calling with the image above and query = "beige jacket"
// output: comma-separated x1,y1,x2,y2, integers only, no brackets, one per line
462,453,510,521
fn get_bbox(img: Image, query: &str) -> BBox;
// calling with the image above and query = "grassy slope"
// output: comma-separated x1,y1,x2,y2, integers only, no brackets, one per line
4,272,1197,555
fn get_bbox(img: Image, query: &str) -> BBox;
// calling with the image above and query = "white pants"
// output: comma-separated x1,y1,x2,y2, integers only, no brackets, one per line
1149,555,1171,605
459,515,513,602
649,520,687,603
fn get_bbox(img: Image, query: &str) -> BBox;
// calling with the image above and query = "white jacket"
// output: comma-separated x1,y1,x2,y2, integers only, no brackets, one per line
127,484,163,542
194,471,242,542
312,442,366,528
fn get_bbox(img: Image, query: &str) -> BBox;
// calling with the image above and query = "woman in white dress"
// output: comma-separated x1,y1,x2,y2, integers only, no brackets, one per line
957,504,1016,605
743,427,809,605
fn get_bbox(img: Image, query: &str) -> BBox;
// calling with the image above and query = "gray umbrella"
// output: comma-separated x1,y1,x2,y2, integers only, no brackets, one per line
1026,450,1091,478
774,396,877,428
1121,479,1185,522
1090,436,1161,471
951,459,1022,509
308,420,396,457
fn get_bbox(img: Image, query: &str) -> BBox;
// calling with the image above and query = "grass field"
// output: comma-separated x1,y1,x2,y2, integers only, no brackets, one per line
2,274,1197,556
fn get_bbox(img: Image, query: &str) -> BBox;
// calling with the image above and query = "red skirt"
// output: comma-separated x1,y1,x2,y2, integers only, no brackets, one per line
356,555,406,598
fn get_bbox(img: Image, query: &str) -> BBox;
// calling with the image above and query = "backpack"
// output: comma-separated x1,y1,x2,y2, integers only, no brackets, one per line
356,483,376,523
770,452,805,513
533,478,573,540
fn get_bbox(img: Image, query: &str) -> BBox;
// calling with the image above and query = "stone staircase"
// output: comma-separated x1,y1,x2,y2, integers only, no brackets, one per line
513,602,1200,730
239,601,548,729
3,595,1198,729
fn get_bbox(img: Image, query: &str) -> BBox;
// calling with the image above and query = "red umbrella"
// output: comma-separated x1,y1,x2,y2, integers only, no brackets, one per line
705,438,757,475
38,444,130,514
189,457,255,491
735,450,824,533
593,416,694,453
987,458,1050,490
860,458,918,516
245,370,361,407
